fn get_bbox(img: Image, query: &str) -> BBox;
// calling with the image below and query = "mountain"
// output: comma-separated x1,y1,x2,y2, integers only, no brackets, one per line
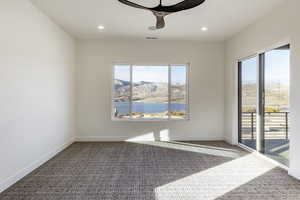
242,82,289,111
114,79,130,89
113,79,185,103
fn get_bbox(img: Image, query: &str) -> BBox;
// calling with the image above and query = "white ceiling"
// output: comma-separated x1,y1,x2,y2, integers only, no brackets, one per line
30,0,285,41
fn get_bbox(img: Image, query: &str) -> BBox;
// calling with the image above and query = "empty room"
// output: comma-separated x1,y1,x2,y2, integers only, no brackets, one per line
1,0,300,199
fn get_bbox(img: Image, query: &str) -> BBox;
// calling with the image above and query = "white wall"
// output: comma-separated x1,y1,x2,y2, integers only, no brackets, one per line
76,40,225,141
224,0,300,179
0,0,76,192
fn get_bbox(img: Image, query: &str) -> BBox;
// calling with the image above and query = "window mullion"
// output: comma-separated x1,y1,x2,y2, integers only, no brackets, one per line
130,65,133,119
168,65,171,120
186,63,190,120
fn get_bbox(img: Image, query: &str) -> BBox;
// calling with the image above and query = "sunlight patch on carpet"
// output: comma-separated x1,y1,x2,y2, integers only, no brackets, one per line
154,153,276,200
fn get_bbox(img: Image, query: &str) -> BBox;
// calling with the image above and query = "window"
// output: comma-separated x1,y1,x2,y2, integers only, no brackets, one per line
112,64,189,120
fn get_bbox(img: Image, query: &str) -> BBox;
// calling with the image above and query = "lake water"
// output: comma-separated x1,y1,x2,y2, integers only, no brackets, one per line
114,102,186,114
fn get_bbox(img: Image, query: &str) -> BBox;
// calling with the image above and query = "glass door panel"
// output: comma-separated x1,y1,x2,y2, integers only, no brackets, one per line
239,57,258,150
264,45,290,166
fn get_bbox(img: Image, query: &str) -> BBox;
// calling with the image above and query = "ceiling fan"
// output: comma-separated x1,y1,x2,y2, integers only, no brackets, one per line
118,0,206,30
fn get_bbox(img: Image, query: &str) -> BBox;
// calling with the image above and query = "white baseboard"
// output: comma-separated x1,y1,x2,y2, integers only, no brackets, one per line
224,137,237,145
0,138,75,193
288,168,300,180
75,136,224,142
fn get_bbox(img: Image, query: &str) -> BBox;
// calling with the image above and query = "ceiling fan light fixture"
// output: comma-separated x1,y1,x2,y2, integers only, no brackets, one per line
148,26,157,31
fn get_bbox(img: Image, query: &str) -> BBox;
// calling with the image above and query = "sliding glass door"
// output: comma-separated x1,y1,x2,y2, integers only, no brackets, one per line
238,44,290,166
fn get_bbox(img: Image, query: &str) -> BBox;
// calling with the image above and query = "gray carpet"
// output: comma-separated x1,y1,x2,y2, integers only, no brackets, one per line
1,141,300,200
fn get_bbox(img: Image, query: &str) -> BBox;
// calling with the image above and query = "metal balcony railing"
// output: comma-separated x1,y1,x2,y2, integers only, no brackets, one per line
241,112,289,140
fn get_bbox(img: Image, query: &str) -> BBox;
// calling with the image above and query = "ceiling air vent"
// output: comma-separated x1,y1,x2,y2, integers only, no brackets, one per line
146,37,158,40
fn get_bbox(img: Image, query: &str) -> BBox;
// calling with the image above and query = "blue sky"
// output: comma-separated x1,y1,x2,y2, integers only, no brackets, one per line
133,66,168,83
242,49,290,85
115,65,187,84
115,65,130,81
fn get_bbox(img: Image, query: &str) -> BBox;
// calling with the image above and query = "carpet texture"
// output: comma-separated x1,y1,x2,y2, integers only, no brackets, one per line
1,141,300,200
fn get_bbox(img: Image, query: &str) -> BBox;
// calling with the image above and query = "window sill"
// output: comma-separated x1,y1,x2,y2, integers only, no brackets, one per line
111,118,190,122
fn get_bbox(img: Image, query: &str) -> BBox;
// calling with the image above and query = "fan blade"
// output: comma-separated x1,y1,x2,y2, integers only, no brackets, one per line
118,0,150,10
155,15,165,29
152,0,206,13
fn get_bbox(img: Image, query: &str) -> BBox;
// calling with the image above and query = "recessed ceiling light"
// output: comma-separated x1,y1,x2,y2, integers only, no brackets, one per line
201,27,208,31
98,25,105,30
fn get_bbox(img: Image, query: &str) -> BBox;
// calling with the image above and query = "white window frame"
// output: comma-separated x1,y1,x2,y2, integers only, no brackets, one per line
111,63,190,121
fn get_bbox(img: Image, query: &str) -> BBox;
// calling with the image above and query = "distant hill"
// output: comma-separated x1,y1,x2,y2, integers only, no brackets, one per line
242,82,289,111
114,79,185,103
114,79,130,89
